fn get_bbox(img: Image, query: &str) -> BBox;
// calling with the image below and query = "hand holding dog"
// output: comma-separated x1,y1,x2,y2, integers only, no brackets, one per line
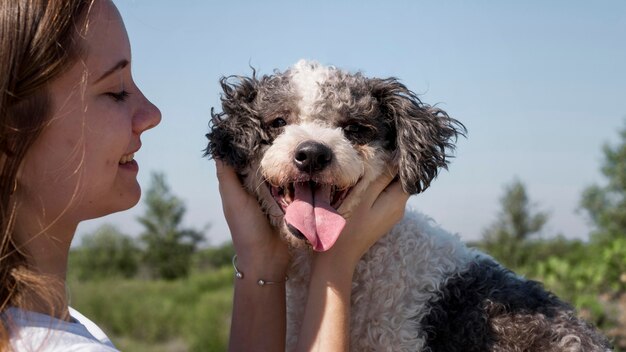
218,159,410,352
217,158,408,272
217,160,291,352
320,170,410,266
216,160,408,268
215,160,290,274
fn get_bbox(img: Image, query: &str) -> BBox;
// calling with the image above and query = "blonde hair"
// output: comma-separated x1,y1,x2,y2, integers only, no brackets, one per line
0,0,93,348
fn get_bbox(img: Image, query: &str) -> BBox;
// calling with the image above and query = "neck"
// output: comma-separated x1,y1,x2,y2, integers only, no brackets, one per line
12,213,76,320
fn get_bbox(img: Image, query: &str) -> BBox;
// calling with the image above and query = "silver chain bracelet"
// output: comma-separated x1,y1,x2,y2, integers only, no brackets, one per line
232,254,289,286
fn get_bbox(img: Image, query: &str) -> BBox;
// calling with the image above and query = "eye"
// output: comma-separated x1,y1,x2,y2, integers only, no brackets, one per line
344,124,362,133
270,117,287,128
342,122,377,144
106,90,130,102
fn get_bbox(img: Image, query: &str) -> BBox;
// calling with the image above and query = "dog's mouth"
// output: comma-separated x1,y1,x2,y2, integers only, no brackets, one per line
269,182,351,213
269,181,353,251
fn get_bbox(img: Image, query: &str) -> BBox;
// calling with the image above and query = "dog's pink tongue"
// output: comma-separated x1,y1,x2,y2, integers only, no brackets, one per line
285,182,346,252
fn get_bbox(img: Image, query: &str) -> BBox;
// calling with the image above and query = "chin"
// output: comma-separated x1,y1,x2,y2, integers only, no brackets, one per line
104,182,141,214
205,60,612,351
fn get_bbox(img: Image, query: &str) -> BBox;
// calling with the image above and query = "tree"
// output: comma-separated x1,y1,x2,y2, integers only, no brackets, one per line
481,178,548,268
579,121,626,294
581,123,626,243
138,172,205,280
70,224,140,280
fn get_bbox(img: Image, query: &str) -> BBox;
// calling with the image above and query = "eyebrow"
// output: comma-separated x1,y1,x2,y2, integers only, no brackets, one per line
94,59,129,84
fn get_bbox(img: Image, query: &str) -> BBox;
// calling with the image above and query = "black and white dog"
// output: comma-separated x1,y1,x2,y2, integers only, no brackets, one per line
206,60,611,351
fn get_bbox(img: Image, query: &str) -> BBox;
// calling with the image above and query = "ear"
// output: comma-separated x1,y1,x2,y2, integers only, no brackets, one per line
205,74,268,172
371,78,466,194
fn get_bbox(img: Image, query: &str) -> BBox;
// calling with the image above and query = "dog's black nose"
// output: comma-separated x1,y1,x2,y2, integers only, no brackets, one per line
294,141,333,173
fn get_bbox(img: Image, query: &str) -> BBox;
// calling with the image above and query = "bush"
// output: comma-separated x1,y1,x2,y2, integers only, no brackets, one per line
508,237,625,337
69,224,140,281
193,242,235,271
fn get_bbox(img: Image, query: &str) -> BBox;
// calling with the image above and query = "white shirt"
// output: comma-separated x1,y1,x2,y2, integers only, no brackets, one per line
3,307,119,352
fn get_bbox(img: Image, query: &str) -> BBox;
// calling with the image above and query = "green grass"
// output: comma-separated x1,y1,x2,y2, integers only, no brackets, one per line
68,266,233,352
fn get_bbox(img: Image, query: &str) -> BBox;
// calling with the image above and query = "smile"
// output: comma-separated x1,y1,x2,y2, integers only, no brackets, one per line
119,153,135,164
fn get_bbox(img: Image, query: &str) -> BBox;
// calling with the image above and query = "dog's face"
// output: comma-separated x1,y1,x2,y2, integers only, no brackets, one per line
207,60,464,251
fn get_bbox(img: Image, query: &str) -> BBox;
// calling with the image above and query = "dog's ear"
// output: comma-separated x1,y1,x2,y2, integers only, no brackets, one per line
370,78,466,194
205,75,268,172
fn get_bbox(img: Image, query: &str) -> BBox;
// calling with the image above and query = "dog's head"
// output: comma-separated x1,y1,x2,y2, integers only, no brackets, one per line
206,60,465,251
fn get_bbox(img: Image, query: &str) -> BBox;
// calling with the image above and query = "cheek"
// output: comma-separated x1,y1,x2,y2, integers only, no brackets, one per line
18,132,86,220
23,124,83,182
81,128,129,184
24,112,129,200
85,109,131,160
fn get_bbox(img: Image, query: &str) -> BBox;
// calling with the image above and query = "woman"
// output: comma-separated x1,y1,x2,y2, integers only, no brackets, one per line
0,0,160,350
0,0,409,351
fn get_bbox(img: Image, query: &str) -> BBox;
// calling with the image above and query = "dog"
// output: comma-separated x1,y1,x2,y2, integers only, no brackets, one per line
206,60,612,351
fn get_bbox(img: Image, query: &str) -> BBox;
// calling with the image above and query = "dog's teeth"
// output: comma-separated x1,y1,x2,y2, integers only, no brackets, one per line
285,184,294,203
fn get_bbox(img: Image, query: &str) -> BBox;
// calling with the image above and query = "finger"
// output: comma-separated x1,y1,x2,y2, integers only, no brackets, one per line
215,160,240,188
215,160,247,201
369,180,410,224
374,179,410,207
215,159,235,180
360,170,397,205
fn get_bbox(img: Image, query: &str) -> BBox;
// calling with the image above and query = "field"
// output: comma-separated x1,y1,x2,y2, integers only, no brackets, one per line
68,258,626,351
68,267,233,352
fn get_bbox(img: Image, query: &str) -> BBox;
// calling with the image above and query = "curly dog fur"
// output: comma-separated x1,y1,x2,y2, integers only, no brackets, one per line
205,60,612,351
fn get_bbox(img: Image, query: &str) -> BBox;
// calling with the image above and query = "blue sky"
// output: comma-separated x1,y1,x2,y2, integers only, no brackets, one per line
77,1,626,246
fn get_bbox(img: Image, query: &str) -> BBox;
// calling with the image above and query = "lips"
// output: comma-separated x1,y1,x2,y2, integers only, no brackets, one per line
269,181,353,251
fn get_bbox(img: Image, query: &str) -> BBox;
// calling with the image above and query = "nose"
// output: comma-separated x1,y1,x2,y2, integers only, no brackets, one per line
132,92,162,134
293,141,333,173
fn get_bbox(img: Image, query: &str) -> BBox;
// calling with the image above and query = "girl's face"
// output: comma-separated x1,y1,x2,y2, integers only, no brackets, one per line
17,0,161,230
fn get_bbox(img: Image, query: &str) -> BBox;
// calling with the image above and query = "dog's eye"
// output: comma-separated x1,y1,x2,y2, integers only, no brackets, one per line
270,118,287,128
344,124,363,133
343,123,377,144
